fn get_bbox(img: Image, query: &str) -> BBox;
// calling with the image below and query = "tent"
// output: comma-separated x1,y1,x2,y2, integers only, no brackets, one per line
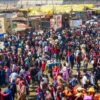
91,7,100,13
55,5,71,14
19,4,95,15
40,5,54,15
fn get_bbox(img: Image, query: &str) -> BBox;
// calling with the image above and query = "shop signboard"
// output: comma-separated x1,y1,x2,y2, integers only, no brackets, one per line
70,19,82,28
50,15,62,30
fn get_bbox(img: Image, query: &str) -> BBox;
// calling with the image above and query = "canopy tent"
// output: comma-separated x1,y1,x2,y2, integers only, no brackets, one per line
19,8,29,12
54,5,71,14
71,5,84,12
18,4,95,16
40,5,54,15
91,7,100,11
28,10,43,16
89,7,100,13
83,4,94,9
28,7,43,16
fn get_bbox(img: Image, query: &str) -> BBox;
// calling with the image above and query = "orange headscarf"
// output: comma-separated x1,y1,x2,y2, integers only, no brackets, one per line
73,86,86,96
73,86,78,95
63,88,72,97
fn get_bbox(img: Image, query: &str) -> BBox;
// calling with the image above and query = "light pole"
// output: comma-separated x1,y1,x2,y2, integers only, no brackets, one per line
52,0,54,14
21,0,23,8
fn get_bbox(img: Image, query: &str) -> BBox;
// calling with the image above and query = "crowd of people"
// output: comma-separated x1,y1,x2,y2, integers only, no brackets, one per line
0,13,100,100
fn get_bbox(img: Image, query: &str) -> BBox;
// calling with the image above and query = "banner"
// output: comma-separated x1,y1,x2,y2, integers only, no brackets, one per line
70,19,82,28
0,17,6,33
12,22,29,31
50,15,62,30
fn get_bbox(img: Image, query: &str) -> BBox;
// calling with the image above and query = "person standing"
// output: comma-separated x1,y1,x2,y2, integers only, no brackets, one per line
4,86,13,100
9,80,17,100
76,53,81,71
69,53,75,69
0,67,6,86
82,73,88,89
0,88,9,100
18,81,27,100
95,65,100,89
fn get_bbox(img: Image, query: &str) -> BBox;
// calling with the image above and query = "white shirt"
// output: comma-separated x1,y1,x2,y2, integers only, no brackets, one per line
28,51,31,56
90,75,95,85
9,72,18,81
82,75,87,85
42,77,48,84
20,69,25,75
25,45,29,50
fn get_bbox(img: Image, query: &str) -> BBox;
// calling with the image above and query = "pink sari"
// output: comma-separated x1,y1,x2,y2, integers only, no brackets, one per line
61,67,69,81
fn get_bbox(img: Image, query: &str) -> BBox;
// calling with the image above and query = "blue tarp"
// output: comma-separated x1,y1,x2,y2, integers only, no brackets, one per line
0,34,5,38
48,62,60,68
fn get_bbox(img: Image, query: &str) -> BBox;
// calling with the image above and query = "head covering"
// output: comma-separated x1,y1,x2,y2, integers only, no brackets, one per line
63,89,72,97
87,87,95,93
76,93,83,97
77,87,84,92
73,86,78,94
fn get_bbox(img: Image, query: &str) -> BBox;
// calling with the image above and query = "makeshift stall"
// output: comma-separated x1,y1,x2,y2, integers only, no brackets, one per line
12,17,30,32
12,22,30,32
40,5,53,15
17,4,95,30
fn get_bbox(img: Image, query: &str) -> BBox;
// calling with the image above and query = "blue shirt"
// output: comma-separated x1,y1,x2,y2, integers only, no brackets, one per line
4,88,13,100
